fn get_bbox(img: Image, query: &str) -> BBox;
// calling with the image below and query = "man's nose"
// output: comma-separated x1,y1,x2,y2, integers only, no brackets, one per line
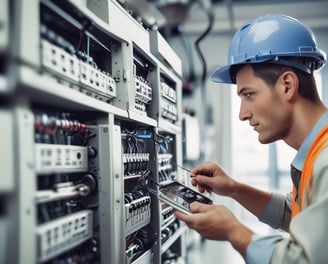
239,104,251,121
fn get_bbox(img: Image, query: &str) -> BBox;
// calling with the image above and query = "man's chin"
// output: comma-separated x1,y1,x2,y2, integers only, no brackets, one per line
258,135,275,144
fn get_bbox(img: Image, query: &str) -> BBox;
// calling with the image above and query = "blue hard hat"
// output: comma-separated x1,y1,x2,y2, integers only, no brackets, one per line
211,14,327,84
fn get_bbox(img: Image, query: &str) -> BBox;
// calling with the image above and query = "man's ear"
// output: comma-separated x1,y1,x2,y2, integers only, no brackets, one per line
279,71,299,100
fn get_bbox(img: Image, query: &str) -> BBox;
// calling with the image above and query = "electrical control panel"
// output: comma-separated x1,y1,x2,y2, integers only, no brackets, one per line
39,0,118,103
33,108,101,263
1,0,185,264
121,123,156,263
158,67,181,127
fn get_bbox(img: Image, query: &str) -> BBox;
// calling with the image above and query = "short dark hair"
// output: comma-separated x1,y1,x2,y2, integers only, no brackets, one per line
231,60,320,103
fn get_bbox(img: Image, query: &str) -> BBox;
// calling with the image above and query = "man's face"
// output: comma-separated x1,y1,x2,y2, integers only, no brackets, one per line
236,65,291,144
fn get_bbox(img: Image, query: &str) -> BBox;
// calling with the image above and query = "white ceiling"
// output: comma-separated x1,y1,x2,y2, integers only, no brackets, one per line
116,1,328,34
151,0,328,34
183,0,328,34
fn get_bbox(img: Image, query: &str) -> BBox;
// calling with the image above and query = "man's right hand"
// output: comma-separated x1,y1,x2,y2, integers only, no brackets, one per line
191,161,237,197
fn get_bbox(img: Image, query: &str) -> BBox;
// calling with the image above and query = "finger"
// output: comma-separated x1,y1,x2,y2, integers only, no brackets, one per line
191,177,207,193
191,178,198,187
189,201,213,213
191,164,208,175
205,185,212,192
191,161,215,175
194,175,214,189
174,210,193,223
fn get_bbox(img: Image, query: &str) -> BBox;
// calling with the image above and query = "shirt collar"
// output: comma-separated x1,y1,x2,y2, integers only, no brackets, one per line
292,111,328,171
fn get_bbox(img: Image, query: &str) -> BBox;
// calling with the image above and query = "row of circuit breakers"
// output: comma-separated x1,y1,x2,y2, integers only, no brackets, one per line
33,111,181,264
0,0,186,264
39,0,179,122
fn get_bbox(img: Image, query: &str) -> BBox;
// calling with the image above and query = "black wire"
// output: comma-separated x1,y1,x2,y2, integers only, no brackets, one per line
194,7,215,87
194,2,215,160
178,24,196,83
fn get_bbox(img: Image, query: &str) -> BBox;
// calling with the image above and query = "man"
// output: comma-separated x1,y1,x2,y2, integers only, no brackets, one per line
175,14,328,263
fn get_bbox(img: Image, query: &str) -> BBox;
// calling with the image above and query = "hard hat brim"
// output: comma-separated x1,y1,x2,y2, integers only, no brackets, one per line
210,64,234,84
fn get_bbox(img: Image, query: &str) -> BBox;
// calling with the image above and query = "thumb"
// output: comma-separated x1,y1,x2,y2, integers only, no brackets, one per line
189,201,213,213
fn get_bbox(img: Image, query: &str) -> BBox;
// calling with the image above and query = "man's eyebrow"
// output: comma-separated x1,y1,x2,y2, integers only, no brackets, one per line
237,87,246,96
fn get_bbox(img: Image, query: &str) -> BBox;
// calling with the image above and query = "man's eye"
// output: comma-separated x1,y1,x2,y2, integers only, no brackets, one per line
244,93,253,99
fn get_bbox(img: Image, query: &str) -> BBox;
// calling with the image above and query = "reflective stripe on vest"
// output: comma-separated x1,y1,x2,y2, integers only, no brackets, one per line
292,125,328,218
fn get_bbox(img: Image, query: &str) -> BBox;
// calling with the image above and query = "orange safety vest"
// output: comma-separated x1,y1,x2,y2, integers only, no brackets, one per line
292,125,328,218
